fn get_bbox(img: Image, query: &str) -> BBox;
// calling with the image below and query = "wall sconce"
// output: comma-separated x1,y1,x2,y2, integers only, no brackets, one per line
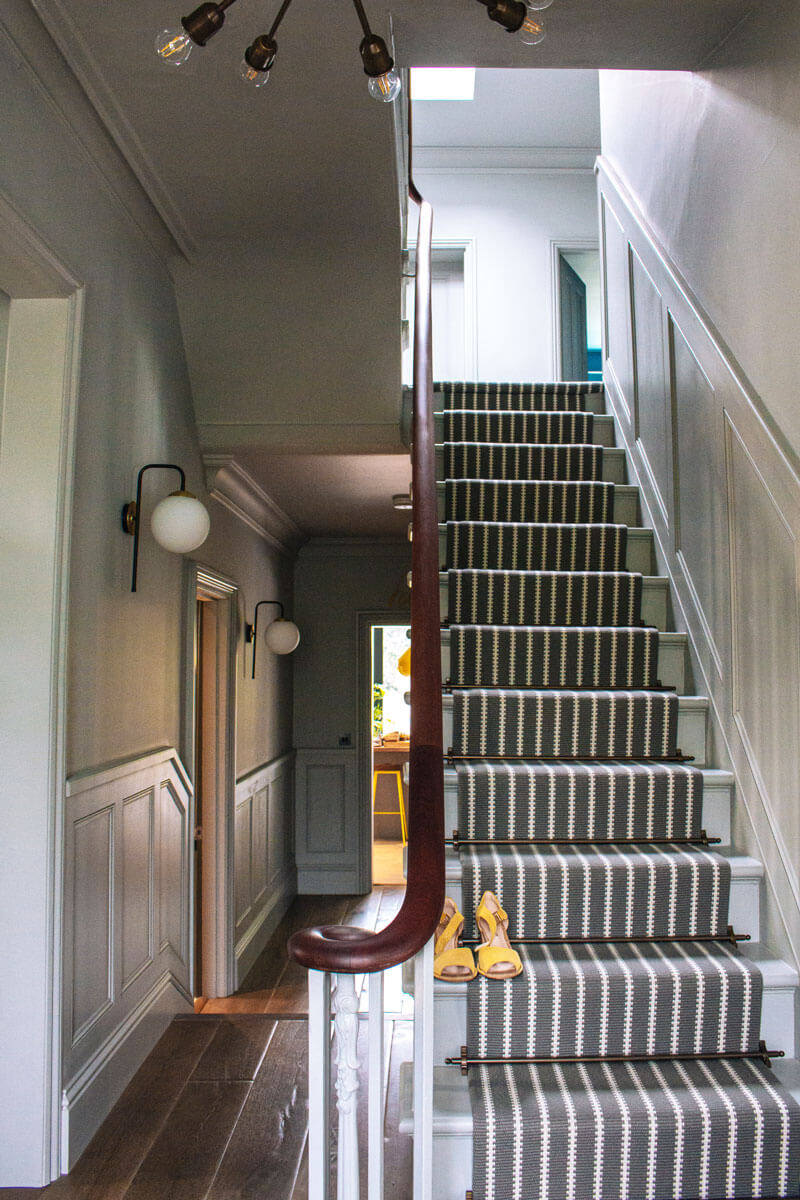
245,599,300,677
122,463,211,592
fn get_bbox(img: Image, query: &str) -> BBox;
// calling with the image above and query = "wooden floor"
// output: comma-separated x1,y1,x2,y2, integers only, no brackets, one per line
2,887,412,1200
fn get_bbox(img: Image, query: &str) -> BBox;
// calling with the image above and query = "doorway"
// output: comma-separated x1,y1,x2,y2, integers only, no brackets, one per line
370,621,411,886
404,240,478,384
183,565,238,1004
552,243,602,381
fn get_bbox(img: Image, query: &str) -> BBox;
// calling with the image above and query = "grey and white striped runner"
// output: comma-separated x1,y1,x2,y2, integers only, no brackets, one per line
443,410,594,445
461,843,730,940
470,1057,800,1200
449,625,660,689
467,939,762,1059
436,380,603,410
451,689,679,759
445,479,615,523
456,759,703,842
447,521,627,571
443,442,604,482
448,568,643,627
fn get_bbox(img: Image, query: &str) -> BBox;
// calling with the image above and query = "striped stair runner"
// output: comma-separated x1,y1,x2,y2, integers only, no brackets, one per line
438,379,800,1199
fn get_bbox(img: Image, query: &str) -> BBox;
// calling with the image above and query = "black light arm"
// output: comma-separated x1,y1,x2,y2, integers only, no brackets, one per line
476,0,527,32
122,464,186,593
245,600,285,678
182,0,238,46
350,0,394,78
242,0,294,75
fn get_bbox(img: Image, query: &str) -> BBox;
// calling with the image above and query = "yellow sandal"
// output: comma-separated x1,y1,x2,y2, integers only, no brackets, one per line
475,891,522,980
434,898,477,981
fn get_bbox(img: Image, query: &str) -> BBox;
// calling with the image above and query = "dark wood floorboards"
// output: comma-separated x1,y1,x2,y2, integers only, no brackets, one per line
3,887,412,1200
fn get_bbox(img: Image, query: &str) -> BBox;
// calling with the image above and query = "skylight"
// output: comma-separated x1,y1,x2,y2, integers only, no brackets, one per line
410,68,476,102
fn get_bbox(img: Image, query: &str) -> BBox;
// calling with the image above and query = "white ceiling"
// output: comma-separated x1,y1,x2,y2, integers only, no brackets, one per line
27,0,754,537
412,68,600,150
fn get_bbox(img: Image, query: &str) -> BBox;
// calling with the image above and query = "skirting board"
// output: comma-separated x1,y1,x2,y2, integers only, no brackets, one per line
235,864,296,985
61,971,192,1171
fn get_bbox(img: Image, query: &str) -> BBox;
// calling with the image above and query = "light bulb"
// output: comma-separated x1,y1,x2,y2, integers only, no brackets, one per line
526,0,553,9
368,70,401,103
150,491,210,553
155,28,194,65
264,618,300,655
240,59,271,88
519,10,546,43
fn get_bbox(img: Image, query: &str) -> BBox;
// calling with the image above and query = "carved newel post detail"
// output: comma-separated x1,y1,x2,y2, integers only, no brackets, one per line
334,973,361,1198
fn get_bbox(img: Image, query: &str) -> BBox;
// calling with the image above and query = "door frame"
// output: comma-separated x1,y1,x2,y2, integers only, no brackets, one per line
0,192,83,1183
550,239,599,380
182,563,239,999
356,610,412,893
405,238,479,381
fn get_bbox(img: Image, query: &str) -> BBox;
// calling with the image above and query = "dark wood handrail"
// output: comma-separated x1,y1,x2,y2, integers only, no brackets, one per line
288,94,444,976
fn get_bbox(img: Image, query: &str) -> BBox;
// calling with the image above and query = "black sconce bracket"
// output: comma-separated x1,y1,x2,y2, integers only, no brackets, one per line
246,599,285,677
122,463,186,593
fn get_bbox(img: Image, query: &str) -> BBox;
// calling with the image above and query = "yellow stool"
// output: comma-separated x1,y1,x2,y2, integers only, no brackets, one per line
372,768,408,844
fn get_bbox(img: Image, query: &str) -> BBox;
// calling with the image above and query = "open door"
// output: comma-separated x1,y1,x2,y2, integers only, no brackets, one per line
559,254,589,380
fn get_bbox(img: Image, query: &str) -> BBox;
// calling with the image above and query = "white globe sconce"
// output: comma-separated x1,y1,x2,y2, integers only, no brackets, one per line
122,463,211,592
245,599,300,677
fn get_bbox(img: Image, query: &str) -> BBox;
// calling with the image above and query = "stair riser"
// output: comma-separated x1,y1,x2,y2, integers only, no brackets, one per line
437,482,639,525
440,572,669,629
433,384,606,414
440,525,653,573
431,975,795,1062
443,851,761,940
436,445,627,483
442,630,686,692
442,694,709,765
443,768,732,846
435,411,616,447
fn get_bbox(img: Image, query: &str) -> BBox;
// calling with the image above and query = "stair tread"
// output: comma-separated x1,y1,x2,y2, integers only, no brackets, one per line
433,949,795,996
446,849,762,880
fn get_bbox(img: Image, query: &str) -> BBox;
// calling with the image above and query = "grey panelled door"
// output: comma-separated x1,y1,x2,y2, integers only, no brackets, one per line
559,255,588,380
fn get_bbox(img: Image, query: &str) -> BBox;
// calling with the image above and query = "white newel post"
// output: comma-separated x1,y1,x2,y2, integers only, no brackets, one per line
334,973,361,1200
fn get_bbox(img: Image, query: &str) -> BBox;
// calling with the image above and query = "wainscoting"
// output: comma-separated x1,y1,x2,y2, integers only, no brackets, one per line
598,156,800,971
234,752,296,983
61,747,194,1168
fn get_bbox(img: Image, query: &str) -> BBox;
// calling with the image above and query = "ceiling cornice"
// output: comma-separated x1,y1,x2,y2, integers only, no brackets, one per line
204,455,305,556
29,0,198,259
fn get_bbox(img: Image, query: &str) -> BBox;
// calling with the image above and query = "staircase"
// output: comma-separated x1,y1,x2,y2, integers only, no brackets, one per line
411,380,800,1199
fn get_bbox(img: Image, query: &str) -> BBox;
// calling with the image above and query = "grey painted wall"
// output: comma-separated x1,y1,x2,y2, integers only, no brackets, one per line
292,539,411,891
415,168,599,381
0,8,293,1183
293,540,411,749
597,5,800,975
599,2,800,459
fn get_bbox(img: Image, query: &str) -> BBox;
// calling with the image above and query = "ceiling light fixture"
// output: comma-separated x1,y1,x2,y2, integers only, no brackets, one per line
156,0,400,102
476,0,551,44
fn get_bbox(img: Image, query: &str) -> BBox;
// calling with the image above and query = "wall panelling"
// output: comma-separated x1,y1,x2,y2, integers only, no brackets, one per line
62,748,192,1167
598,156,800,968
233,751,296,982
